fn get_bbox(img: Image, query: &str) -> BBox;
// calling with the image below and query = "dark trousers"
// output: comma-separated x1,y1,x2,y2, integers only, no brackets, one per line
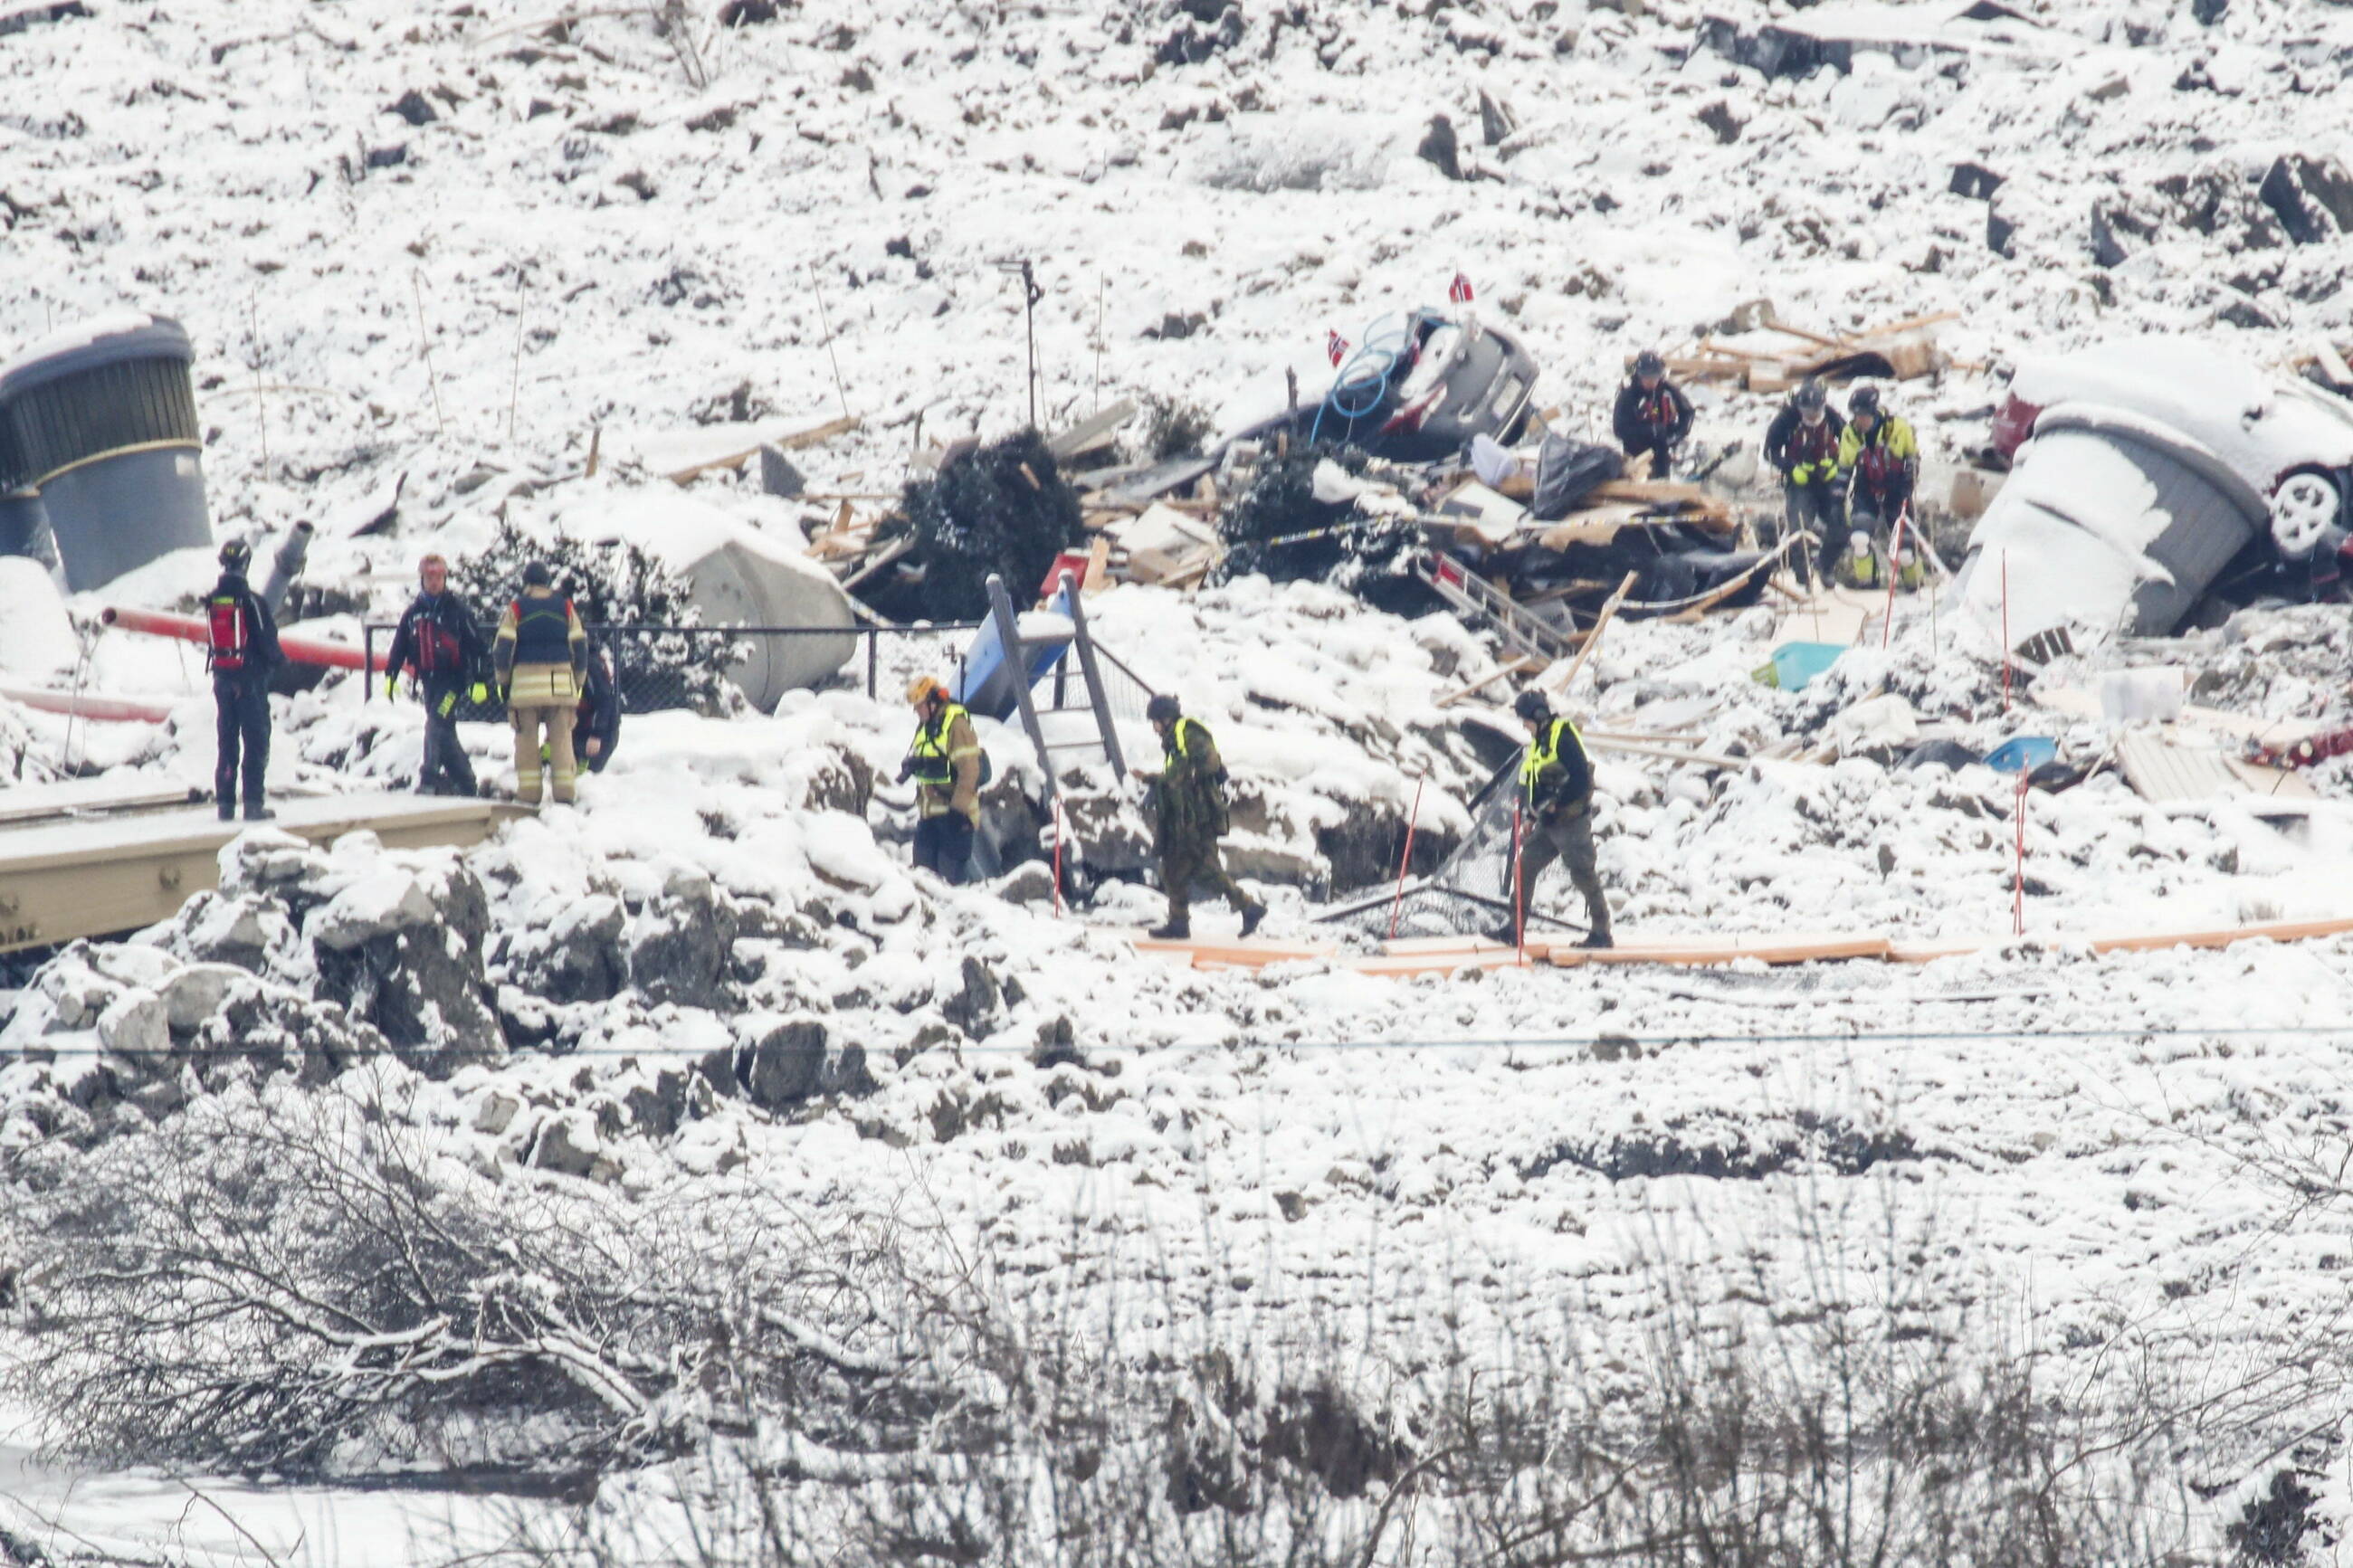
914,813,975,885
1784,479,1849,582
1623,434,1678,479
419,680,477,796
1514,804,1609,936
1850,483,1913,537
213,675,271,813
1160,832,1256,922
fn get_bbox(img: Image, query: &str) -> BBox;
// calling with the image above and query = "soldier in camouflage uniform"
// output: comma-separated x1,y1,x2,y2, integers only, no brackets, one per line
1138,693,1265,941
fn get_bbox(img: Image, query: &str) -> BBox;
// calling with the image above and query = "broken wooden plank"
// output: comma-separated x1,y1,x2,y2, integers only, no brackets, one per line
1434,654,1538,709
1045,398,1138,460
1538,570,1637,698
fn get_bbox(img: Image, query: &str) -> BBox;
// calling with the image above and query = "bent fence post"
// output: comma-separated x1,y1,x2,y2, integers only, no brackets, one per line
1061,569,1125,778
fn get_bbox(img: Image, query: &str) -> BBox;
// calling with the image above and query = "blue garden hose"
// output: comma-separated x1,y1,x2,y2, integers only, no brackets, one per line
1310,318,1415,448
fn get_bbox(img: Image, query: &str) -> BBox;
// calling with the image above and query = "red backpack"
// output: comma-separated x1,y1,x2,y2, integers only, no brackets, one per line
207,592,252,673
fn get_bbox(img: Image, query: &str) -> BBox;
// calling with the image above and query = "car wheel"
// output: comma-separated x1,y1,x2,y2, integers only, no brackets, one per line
2269,468,2343,560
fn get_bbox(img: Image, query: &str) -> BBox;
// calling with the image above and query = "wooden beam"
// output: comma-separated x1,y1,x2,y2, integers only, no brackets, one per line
1434,655,1537,709
1539,570,1637,698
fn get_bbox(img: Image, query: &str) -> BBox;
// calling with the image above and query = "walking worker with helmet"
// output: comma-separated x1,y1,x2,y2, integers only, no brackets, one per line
900,675,984,884
1764,380,1848,582
1612,349,1694,479
491,561,588,806
204,538,285,822
1500,687,1613,949
385,551,492,796
1137,693,1265,941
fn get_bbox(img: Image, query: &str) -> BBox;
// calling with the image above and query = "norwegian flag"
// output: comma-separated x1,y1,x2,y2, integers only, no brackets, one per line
1326,329,1349,366
1448,271,1475,305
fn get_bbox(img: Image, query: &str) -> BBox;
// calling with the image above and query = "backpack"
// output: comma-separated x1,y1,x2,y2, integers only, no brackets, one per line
206,592,251,673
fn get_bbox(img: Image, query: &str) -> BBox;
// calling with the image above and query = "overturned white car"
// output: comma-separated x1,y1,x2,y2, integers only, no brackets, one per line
1962,337,2353,652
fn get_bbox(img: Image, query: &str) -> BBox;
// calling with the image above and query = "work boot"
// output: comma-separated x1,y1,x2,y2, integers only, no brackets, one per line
1577,927,1614,951
1240,902,1266,937
1148,917,1190,940
243,801,274,822
216,800,235,822
1484,923,1518,946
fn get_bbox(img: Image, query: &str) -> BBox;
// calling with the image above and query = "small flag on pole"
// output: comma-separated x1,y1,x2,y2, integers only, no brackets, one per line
1326,330,1349,366
1448,271,1475,304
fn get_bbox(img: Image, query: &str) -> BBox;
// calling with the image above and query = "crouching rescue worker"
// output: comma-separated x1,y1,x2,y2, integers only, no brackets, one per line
1501,688,1612,949
385,552,491,796
575,645,622,774
491,561,587,805
901,676,982,884
1839,386,1920,538
1138,694,1264,941
205,539,284,822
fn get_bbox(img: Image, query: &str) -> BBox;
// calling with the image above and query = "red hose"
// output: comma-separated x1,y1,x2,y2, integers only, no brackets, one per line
100,605,383,672
0,684,176,724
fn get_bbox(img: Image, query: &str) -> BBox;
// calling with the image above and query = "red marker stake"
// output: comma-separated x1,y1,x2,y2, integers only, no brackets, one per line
1880,506,1910,651
1388,779,1424,942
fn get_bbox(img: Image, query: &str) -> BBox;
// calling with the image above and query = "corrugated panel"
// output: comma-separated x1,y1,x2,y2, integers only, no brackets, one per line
2116,731,2245,802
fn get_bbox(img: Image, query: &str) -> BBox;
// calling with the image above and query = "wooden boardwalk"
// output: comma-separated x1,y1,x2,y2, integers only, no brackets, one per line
0,793,525,953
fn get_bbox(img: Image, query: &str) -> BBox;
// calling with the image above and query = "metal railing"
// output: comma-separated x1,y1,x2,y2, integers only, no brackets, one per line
364,621,983,716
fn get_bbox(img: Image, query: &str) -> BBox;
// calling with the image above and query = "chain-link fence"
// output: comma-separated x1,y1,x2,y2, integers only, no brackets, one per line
1317,757,1587,939
364,621,985,720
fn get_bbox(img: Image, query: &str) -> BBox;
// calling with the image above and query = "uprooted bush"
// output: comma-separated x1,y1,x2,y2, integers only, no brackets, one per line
1211,444,1433,615
5,1068,976,1484
452,518,741,713
873,430,1084,622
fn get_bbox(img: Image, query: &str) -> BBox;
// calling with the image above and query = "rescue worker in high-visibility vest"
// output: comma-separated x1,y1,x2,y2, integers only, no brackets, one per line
1612,348,1695,479
1499,687,1612,949
385,552,491,796
1137,693,1264,941
900,675,982,884
1838,385,1920,539
1764,380,1847,583
491,561,587,805
204,539,285,822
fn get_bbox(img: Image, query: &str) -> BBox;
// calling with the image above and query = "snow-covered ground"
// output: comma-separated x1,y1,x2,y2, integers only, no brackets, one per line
9,0,2353,1560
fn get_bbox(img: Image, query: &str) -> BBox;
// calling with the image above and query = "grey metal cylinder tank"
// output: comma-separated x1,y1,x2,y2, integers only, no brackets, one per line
0,313,211,592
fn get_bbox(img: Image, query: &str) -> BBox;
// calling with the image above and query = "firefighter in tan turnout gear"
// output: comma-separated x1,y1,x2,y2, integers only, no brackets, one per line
900,675,984,884
492,561,588,805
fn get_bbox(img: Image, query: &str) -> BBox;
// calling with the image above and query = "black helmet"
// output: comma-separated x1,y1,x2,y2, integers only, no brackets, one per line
521,560,552,587
1795,381,1827,413
218,539,252,574
1512,688,1551,723
1146,693,1181,724
1634,348,1666,379
1848,385,1881,418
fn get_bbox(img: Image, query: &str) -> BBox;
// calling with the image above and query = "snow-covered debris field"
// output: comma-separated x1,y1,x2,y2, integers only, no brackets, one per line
8,0,2353,1559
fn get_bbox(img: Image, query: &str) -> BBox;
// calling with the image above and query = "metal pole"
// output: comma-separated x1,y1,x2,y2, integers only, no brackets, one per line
867,629,878,701
1510,799,1526,964
1061,569,1126,776
986,574,1055,807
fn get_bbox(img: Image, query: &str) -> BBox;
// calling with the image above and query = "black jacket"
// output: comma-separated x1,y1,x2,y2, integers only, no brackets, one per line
1764,403,1847,478
1613,379,1693,451
575,649,622,766
386,590,490,688
205,572,283,679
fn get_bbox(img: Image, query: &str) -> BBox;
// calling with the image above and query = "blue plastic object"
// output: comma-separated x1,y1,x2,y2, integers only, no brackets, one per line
955,575,1076,719
1985,736,2058,774
1767,641,1845,691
